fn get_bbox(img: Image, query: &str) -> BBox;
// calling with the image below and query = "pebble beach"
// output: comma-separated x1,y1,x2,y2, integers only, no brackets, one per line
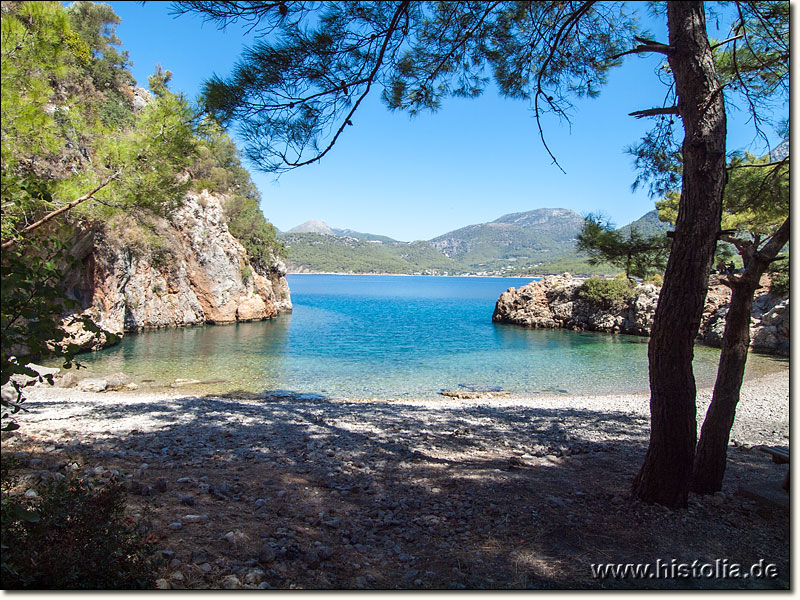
3,368,790,589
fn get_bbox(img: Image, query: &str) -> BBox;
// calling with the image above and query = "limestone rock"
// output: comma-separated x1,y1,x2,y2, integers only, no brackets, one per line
493,274,788,354
59,190,291,350
56,372,79,388
105,372,132,390
78,378,109,393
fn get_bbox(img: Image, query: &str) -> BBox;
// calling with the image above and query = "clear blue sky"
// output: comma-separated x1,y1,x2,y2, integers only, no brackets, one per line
102,1,783,242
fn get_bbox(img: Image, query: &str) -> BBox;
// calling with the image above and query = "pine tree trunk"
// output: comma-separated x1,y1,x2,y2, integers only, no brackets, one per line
691,281,755,493
631,1,727,508
692,219,789,493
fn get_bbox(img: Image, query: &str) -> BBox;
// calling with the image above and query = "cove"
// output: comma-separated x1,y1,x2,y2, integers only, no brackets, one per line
65,274,786,399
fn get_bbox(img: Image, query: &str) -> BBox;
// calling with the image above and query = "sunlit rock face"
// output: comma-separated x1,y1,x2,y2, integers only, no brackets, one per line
62,190,291,351
493,273,788,355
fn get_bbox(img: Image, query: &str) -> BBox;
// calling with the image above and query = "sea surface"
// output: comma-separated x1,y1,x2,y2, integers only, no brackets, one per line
63,274,787,399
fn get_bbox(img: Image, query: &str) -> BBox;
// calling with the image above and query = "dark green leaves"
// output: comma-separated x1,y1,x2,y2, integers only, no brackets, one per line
577,213,670,281
1,236,83,431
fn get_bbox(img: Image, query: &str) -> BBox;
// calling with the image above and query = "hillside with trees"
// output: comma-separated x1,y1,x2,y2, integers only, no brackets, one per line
279,207,646,276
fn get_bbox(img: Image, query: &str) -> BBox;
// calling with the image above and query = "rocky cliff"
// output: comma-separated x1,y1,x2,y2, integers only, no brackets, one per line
63,190,291,350
493,273,788,354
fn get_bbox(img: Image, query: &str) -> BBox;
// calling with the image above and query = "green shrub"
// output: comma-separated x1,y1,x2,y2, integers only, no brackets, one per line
643,273,664,286
1,472,161,589
224,194,286,269
578,276,634,309
240,264,252,283
768,258,789,295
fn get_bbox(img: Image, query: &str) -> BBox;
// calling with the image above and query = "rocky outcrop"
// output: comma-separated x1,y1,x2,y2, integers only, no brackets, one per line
493,273,788,354
63,190,291,350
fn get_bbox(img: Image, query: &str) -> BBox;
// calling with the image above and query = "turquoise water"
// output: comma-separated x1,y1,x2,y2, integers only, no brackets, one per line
65,274,786,399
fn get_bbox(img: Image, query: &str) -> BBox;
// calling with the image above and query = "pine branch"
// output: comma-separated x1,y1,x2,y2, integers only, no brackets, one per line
610,37,673,60
629,106,679,119
1,171,121,250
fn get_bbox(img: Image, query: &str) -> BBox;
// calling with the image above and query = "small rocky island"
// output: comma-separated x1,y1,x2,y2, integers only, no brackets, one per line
493,273,788,355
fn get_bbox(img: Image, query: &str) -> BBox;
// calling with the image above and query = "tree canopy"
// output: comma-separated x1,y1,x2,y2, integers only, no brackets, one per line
576,213,669,281
1,1,196,247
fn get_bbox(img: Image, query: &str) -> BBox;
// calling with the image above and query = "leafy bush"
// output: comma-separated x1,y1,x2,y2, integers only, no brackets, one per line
578,276,634,309
768,257,789,295
643,273,664,286
1,470,160,589
0,236,89,431
191,122,260,203
224,194,285,270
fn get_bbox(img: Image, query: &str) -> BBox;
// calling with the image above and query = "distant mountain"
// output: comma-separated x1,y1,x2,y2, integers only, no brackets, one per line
279,208,658,276
279,233,457,274
288,220,335,235
616,209,673,238
286,219,397,242
429,208,585,271
770,139,789,161
330,228,397,243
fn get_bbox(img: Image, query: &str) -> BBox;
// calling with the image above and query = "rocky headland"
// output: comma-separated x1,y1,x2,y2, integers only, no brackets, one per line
60,190,291,351
493,273,788,354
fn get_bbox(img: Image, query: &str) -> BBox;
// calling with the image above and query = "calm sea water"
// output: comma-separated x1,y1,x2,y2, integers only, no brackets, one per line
64,274,786,399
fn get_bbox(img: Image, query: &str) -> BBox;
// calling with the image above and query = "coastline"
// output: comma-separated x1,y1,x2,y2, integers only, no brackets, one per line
287,271,550,278
15,366,789,442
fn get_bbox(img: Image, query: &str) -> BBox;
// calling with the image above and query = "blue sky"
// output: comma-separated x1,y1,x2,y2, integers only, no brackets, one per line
103,1,783,242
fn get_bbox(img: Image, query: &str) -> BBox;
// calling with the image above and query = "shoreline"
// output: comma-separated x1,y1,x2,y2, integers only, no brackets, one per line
32,352,791,404
286,272,552,278
17,367,789,434
4,368,789,589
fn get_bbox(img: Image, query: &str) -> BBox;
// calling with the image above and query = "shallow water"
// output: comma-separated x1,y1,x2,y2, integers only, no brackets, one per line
62,274,787,399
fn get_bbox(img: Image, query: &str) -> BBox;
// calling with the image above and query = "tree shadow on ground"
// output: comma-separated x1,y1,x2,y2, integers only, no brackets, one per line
14,392,790,590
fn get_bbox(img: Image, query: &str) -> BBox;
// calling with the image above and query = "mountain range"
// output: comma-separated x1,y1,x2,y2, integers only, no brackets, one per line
278,208,671,276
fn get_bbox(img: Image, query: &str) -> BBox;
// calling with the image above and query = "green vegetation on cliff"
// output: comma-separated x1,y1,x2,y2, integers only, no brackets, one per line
1,1,281,425
1,1,281,265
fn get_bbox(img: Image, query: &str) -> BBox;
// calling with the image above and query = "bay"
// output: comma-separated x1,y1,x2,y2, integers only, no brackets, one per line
63,274,786,399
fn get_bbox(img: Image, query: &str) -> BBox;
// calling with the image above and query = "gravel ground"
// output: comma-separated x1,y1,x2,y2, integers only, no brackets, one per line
3,369,790,589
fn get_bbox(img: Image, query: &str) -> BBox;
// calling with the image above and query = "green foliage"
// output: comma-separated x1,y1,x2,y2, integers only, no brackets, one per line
720,153,789,237
192,120,261,202
1,471,160,589
147,64,173,98
576,214,670,281
172,2,638,173
224,195,285,272
643,273,664,287
768,257,789,295
713,2,789,116
1,2,198,246
656,150,789,267
1,1,73,174
578,276,635,310
65,1,133,92
0,236,90,431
